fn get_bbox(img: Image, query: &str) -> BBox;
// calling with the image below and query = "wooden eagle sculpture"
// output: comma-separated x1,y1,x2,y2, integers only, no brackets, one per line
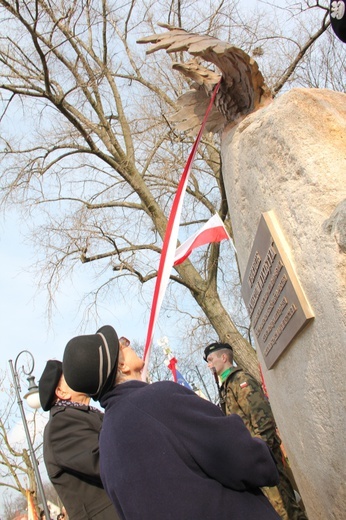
137,24,273,136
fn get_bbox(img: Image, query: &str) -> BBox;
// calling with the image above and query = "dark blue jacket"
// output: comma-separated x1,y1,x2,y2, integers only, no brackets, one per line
100,380,280,520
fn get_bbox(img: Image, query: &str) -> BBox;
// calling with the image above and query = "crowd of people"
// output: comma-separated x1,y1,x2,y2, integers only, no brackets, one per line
38,326,307,520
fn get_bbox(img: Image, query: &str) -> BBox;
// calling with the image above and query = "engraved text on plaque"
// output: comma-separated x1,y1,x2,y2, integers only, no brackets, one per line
241,211,314,369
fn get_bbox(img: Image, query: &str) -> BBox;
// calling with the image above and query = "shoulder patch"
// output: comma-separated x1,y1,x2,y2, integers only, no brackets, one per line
240,381,248,388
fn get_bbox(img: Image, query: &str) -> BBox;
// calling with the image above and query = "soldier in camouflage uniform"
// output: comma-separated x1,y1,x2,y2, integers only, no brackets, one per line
204,342,308,520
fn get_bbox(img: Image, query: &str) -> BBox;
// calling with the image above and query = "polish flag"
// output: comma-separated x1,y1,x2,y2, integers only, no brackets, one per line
174,213,231,265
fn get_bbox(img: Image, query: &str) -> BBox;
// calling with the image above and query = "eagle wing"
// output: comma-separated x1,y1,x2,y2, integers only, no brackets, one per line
137,24,272,135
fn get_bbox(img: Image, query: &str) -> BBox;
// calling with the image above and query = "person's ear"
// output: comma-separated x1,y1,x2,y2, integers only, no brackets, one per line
117,358,130,374
55,385,72,401
120,362,131,374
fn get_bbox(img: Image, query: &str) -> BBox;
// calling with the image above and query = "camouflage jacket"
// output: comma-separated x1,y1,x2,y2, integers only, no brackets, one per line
221,367,280,449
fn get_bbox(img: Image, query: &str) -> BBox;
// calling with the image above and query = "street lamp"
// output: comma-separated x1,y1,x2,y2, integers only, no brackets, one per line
9,350,50,520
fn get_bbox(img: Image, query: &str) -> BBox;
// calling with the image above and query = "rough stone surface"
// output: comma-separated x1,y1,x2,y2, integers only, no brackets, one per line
221,88,346,520
323,199,346,253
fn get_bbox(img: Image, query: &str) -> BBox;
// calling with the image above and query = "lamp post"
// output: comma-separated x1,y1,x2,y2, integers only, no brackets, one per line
9,350,50,520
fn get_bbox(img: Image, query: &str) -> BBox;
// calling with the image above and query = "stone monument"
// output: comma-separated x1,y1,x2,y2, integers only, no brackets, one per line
222,87,346,520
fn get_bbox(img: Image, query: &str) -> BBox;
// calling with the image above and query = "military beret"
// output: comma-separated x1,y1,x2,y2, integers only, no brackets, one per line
203,342,233,361
38,360,63,411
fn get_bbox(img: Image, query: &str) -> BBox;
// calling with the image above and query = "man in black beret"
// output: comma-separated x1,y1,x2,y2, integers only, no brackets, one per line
204,341,308,520
39,353,120,520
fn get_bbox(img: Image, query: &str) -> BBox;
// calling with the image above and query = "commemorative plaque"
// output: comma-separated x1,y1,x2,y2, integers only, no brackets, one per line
241,211,314,369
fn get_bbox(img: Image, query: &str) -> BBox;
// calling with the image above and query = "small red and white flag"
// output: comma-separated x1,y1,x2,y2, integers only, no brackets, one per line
174,213,234,265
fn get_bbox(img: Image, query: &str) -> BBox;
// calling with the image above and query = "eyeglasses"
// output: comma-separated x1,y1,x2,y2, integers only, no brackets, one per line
119,337,130,349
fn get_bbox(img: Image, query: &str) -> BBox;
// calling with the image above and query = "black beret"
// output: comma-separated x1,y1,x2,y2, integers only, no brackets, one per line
330,0,346,43
203,342,233,361
38,360,63,411
63,325,119,401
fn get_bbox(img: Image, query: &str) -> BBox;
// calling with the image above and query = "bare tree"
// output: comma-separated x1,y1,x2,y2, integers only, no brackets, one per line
0,0,341,379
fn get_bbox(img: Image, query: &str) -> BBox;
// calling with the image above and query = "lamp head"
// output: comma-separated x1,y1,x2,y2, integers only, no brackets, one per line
24,375,41,409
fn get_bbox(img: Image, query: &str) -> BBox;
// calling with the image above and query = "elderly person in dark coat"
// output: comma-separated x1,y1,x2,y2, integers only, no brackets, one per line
39,359,120,520
63,326,281,520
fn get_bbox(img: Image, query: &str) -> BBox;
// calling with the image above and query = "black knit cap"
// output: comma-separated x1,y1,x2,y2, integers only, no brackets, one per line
330,0,346,43
203,342,233,362
62,325,119,401
38,360,63,411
